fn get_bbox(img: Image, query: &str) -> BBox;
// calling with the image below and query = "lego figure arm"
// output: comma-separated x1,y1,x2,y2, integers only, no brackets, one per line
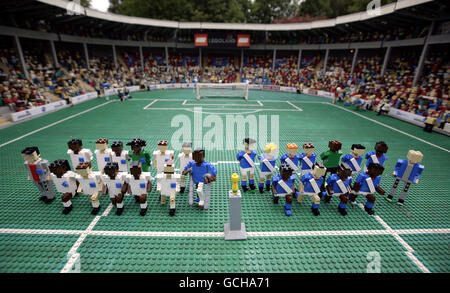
182,161,193,175
413,164,425,184
203,163,217,183
236,151,243,161
24,162,31,180
393,159,403,177
87,149,93,161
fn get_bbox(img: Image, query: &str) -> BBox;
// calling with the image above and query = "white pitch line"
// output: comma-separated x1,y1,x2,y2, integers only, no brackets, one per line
0,101,115,149
328,103,450,153
143,99,159,109
182,99,187,105
257,100,263,106
184,103,263,106
144,107,298,112
286,101,303,111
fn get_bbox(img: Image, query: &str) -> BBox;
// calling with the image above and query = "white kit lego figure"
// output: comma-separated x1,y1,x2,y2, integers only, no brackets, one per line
94,138,112,173
110,141,130,172
257,142,278,194
236,138,257,192
67,138,93,170
74,162,103,215
101,162,128,216
49,159,78,215
299,143,317,177
125,161,153,216
153,140,174,174
177,142,192,194
156,160,181,216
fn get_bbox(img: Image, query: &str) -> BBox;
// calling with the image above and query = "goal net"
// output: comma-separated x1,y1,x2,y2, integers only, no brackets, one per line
195,83,249,100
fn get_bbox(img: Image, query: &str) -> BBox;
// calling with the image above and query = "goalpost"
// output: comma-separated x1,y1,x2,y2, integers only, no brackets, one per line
195,83,249,100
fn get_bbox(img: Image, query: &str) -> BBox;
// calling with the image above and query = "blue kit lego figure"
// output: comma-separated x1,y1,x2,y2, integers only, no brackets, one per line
236,138,257,192
364,141,388,172
387,150,424,205
341,144,366,175
182,148,217,210
351,163,386,215
325,163,353,216
280,143,301,174
297,162,327,216
257,142,278,194
272,163,297,216
299,143,317,177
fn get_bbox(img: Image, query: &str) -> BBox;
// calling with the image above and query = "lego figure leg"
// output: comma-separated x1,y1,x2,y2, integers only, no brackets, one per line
188,175,194,206
265,175,271,191
241,171,248,192
62,193,73,215
139,194,148,216
285,194,293,216
180,175,186,193
311,194,320,216
397,182,411,205
248,169,256,190
116,194,124,216
35,181,55,203
364,194,376,215
203,183,211,210
338,194,348,216
160,194,166,204
169,193,176,216
387,178,400,201
258,176,265,193
197,182,205,209
89,192,101,215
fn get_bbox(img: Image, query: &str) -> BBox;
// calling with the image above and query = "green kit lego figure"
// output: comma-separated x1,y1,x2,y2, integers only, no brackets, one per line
126,138,151,172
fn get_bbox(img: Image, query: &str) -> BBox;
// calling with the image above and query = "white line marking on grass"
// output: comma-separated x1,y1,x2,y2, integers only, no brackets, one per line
257,100,263,106
184,103,262,106
286,101,303,111
143,99,158,109
182,99,187,105
0,101,115,149
328,103,450,153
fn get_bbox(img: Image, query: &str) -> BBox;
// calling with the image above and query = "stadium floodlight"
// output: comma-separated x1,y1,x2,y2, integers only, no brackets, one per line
196,82,249,100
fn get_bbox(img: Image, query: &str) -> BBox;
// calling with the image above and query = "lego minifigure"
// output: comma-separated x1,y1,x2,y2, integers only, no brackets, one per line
257,142,278,194
182,148,217,210
297,162,327,216
236,138,257,192
21,146,55,203
351,163,385,215
126,138,151,172
177,142,192,194
111,141,130,173
364,141,388,172
156,159,180,216
341,144,366,175
325,163,353,216
125,161,152,216
299,143,317,177
271,163,297,216
153,140,175,174
94,138,112,172
49,159,78,214
320,140,343,175
102,162,128,215
74,162,103,215
67,138,93,170
387,150,424,205
280,143,301,174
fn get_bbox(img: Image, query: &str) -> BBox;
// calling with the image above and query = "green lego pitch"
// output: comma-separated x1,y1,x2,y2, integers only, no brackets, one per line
0,89,449,273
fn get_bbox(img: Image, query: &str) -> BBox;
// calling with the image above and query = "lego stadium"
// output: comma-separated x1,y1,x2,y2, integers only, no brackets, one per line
0,0,449,277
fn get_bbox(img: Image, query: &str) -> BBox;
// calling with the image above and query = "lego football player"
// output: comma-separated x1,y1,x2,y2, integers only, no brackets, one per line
94,138,112,173
341,144,366,175
21,146,55,203
387,150,424,205
257,142,278,194
236,138,257,192
156,159,181,216
49,159,78,214
352,163,385,215
67,138,93,170
325,163,353,216
126,138,151,172
297,162,327,216
74,162,103,215
299,143,317,177
125,161,152,216
364,141,388,172
153,140,175,174
177,142,192,194
110,141,130,173
182,148,217,210
280,143,301,174
271,163,297,216
320,140,343,176
101,162,128,215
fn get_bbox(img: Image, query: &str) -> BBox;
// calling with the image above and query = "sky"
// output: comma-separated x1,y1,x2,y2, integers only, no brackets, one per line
90,0,110,12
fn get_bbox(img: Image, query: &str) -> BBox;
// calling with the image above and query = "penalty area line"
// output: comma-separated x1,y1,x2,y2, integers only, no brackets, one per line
143,99,159,109
286,101,303,111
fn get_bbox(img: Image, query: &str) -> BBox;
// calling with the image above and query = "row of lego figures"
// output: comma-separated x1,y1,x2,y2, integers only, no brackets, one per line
21,140,217,216
237,138,424,216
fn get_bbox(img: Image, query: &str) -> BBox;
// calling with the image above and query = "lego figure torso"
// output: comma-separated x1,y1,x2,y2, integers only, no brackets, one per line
111,150,130,172
394,159,424,183
237,150,257,170
51,171,78,195
75,171,103,195
126,172,152,195
326,174,352,195
365,151,388,167
153,150,174,173
299,153,317,173
129,151,151,172
258,154,277,174
280,154,300,171
68,148,93,169
101,172,128,196
355,172,381,195
341,153,363,174
24,158,51,183
300,172,324,195
184,161,217,184
178,153,192,172
156,173,181,196
272,174,296,197
95,148,112,172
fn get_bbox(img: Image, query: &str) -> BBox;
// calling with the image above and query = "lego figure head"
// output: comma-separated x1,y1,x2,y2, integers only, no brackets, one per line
104,162,119,180
181,142,192,155
243,138,256,152
68,139,83,154
407,150,423,164
21,146,40,163
192,148,205,166
303,143,315,156
286,143,298,157
337,163,352,179
75,162,92,178
111,141,123,156
374,141,389,155
130,161,142,179
367,163,385,178
126,138,146,155
265,142,278,159
49,159,71,178
163,159,175,175
95,138,109,151
157,140,169,152
329,140,342,152
312,162,327,179
279,163,293,180
350,144,366,158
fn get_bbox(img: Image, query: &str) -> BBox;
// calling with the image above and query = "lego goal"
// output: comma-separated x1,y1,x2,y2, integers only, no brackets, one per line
195,83,249,100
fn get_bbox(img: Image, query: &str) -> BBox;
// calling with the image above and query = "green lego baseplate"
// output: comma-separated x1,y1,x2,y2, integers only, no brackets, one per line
0,89,449,273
